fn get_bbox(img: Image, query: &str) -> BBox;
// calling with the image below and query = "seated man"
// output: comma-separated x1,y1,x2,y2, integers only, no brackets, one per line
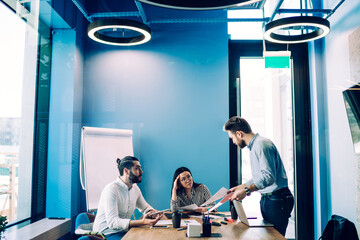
93,156,162,240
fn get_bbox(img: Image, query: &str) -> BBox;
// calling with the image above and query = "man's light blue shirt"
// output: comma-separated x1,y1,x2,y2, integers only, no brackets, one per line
245,133,288,194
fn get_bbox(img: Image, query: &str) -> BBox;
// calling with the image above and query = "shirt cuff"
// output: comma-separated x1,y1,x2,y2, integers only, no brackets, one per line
124,219,131,231
245,179,254,187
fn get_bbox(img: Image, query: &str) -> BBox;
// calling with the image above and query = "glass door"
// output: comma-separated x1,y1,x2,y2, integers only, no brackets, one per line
238,58,295,239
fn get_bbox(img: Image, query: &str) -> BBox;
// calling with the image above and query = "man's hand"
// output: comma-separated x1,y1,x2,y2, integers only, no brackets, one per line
228,184,246,193
230,188,246,201
229,184,247,201
142,211,162,226
147,209,164,219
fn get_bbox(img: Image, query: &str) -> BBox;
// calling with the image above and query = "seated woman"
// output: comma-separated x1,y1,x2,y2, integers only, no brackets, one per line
170,167,214,213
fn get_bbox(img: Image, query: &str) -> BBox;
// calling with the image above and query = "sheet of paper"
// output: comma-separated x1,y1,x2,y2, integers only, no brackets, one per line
182,219,200,225
200,187,228,207
207,192,234,213
154,220,173,226
154,219,199,227
178,204,199,211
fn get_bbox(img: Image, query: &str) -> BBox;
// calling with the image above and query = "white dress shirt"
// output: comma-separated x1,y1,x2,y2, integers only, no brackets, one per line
93,177,153,235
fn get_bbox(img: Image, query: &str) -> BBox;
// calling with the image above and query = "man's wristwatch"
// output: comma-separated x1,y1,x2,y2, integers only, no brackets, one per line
244,187,251,196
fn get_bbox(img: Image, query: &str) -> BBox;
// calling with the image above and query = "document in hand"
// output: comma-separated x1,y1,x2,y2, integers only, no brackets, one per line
207,192,234,213
178,204,199,211
177,187,229,211
200,187,228,207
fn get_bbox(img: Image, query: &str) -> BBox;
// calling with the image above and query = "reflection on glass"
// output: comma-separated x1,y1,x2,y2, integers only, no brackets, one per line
343,84,360,154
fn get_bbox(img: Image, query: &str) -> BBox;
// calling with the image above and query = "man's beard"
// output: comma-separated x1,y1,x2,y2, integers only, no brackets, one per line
238,139,246,149
129,171,142,184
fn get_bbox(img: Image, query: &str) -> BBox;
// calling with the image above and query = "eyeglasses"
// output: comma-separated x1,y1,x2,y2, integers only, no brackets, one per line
180,174,192,182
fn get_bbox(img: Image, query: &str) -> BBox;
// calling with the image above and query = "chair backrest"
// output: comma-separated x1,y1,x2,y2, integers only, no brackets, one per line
319,215,359,240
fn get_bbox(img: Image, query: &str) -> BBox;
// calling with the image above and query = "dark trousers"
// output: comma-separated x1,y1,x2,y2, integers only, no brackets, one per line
260,188,294,236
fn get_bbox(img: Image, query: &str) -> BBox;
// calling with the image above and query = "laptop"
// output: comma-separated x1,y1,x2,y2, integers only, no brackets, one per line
233,200,274,227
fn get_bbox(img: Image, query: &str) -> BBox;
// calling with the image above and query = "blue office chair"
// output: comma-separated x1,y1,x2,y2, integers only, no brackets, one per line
75,212,107,240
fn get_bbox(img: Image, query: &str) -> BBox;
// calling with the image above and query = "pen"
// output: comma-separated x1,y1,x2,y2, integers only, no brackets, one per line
211,221,221,226
150,225,169,228
220,221,228,225
224,217,234,223
177,227,187,231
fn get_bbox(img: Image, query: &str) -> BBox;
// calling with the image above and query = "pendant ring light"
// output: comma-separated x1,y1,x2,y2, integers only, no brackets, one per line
88,19,151,46
264,16,330,44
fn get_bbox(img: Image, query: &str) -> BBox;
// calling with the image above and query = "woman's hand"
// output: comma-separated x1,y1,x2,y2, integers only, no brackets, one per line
171,175,180,201
195,207,208,213
173,175,180,191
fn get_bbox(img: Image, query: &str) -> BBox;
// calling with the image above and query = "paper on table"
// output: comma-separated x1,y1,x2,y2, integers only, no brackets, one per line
182,219,199,225
200,187,228,207
154,220,173,226
178,204,199,211
155,219,199,227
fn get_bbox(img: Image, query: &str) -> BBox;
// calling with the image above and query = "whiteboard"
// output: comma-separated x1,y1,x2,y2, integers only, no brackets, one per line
80,127,134,211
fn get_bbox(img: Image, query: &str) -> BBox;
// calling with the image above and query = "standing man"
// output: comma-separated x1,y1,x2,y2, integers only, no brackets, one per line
224,116,294,236
93,156,162,240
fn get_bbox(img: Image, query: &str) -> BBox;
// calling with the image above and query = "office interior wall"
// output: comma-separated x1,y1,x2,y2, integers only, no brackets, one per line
82,22,229,211
47,28,84,219
310,0,360,236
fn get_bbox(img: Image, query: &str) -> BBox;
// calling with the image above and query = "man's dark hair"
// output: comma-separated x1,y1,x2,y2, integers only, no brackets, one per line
117,156,138,176
224,116,252,134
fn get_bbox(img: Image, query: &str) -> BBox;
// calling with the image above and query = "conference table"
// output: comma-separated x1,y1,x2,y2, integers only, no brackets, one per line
122,212,286,240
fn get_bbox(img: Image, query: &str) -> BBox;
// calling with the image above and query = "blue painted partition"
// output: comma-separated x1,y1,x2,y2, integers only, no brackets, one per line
47,29,83,218
82,21,230,211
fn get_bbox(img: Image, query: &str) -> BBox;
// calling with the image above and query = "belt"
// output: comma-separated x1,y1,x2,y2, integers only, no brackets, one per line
261,187,290,196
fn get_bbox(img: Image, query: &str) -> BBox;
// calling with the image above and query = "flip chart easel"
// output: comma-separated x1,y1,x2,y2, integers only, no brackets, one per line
80,127,134,211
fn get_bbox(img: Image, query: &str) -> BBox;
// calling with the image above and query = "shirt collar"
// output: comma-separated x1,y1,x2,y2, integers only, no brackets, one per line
117,177,133,191
247,133,259,150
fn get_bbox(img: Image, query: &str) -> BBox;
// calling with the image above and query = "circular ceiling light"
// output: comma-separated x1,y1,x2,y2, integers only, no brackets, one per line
136,0,262,10
264,16,330,44
88,19,151,46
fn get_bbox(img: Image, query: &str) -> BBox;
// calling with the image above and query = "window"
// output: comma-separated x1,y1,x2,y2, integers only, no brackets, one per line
0,0,49,225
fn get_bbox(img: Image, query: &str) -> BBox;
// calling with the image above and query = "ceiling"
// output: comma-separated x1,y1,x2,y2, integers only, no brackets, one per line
77,0,267,25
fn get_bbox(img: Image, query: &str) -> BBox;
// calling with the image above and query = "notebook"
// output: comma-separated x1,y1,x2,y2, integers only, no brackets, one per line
233,200,274,227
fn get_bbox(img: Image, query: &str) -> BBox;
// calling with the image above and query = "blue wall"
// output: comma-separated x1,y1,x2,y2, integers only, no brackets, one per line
82,22,230,211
